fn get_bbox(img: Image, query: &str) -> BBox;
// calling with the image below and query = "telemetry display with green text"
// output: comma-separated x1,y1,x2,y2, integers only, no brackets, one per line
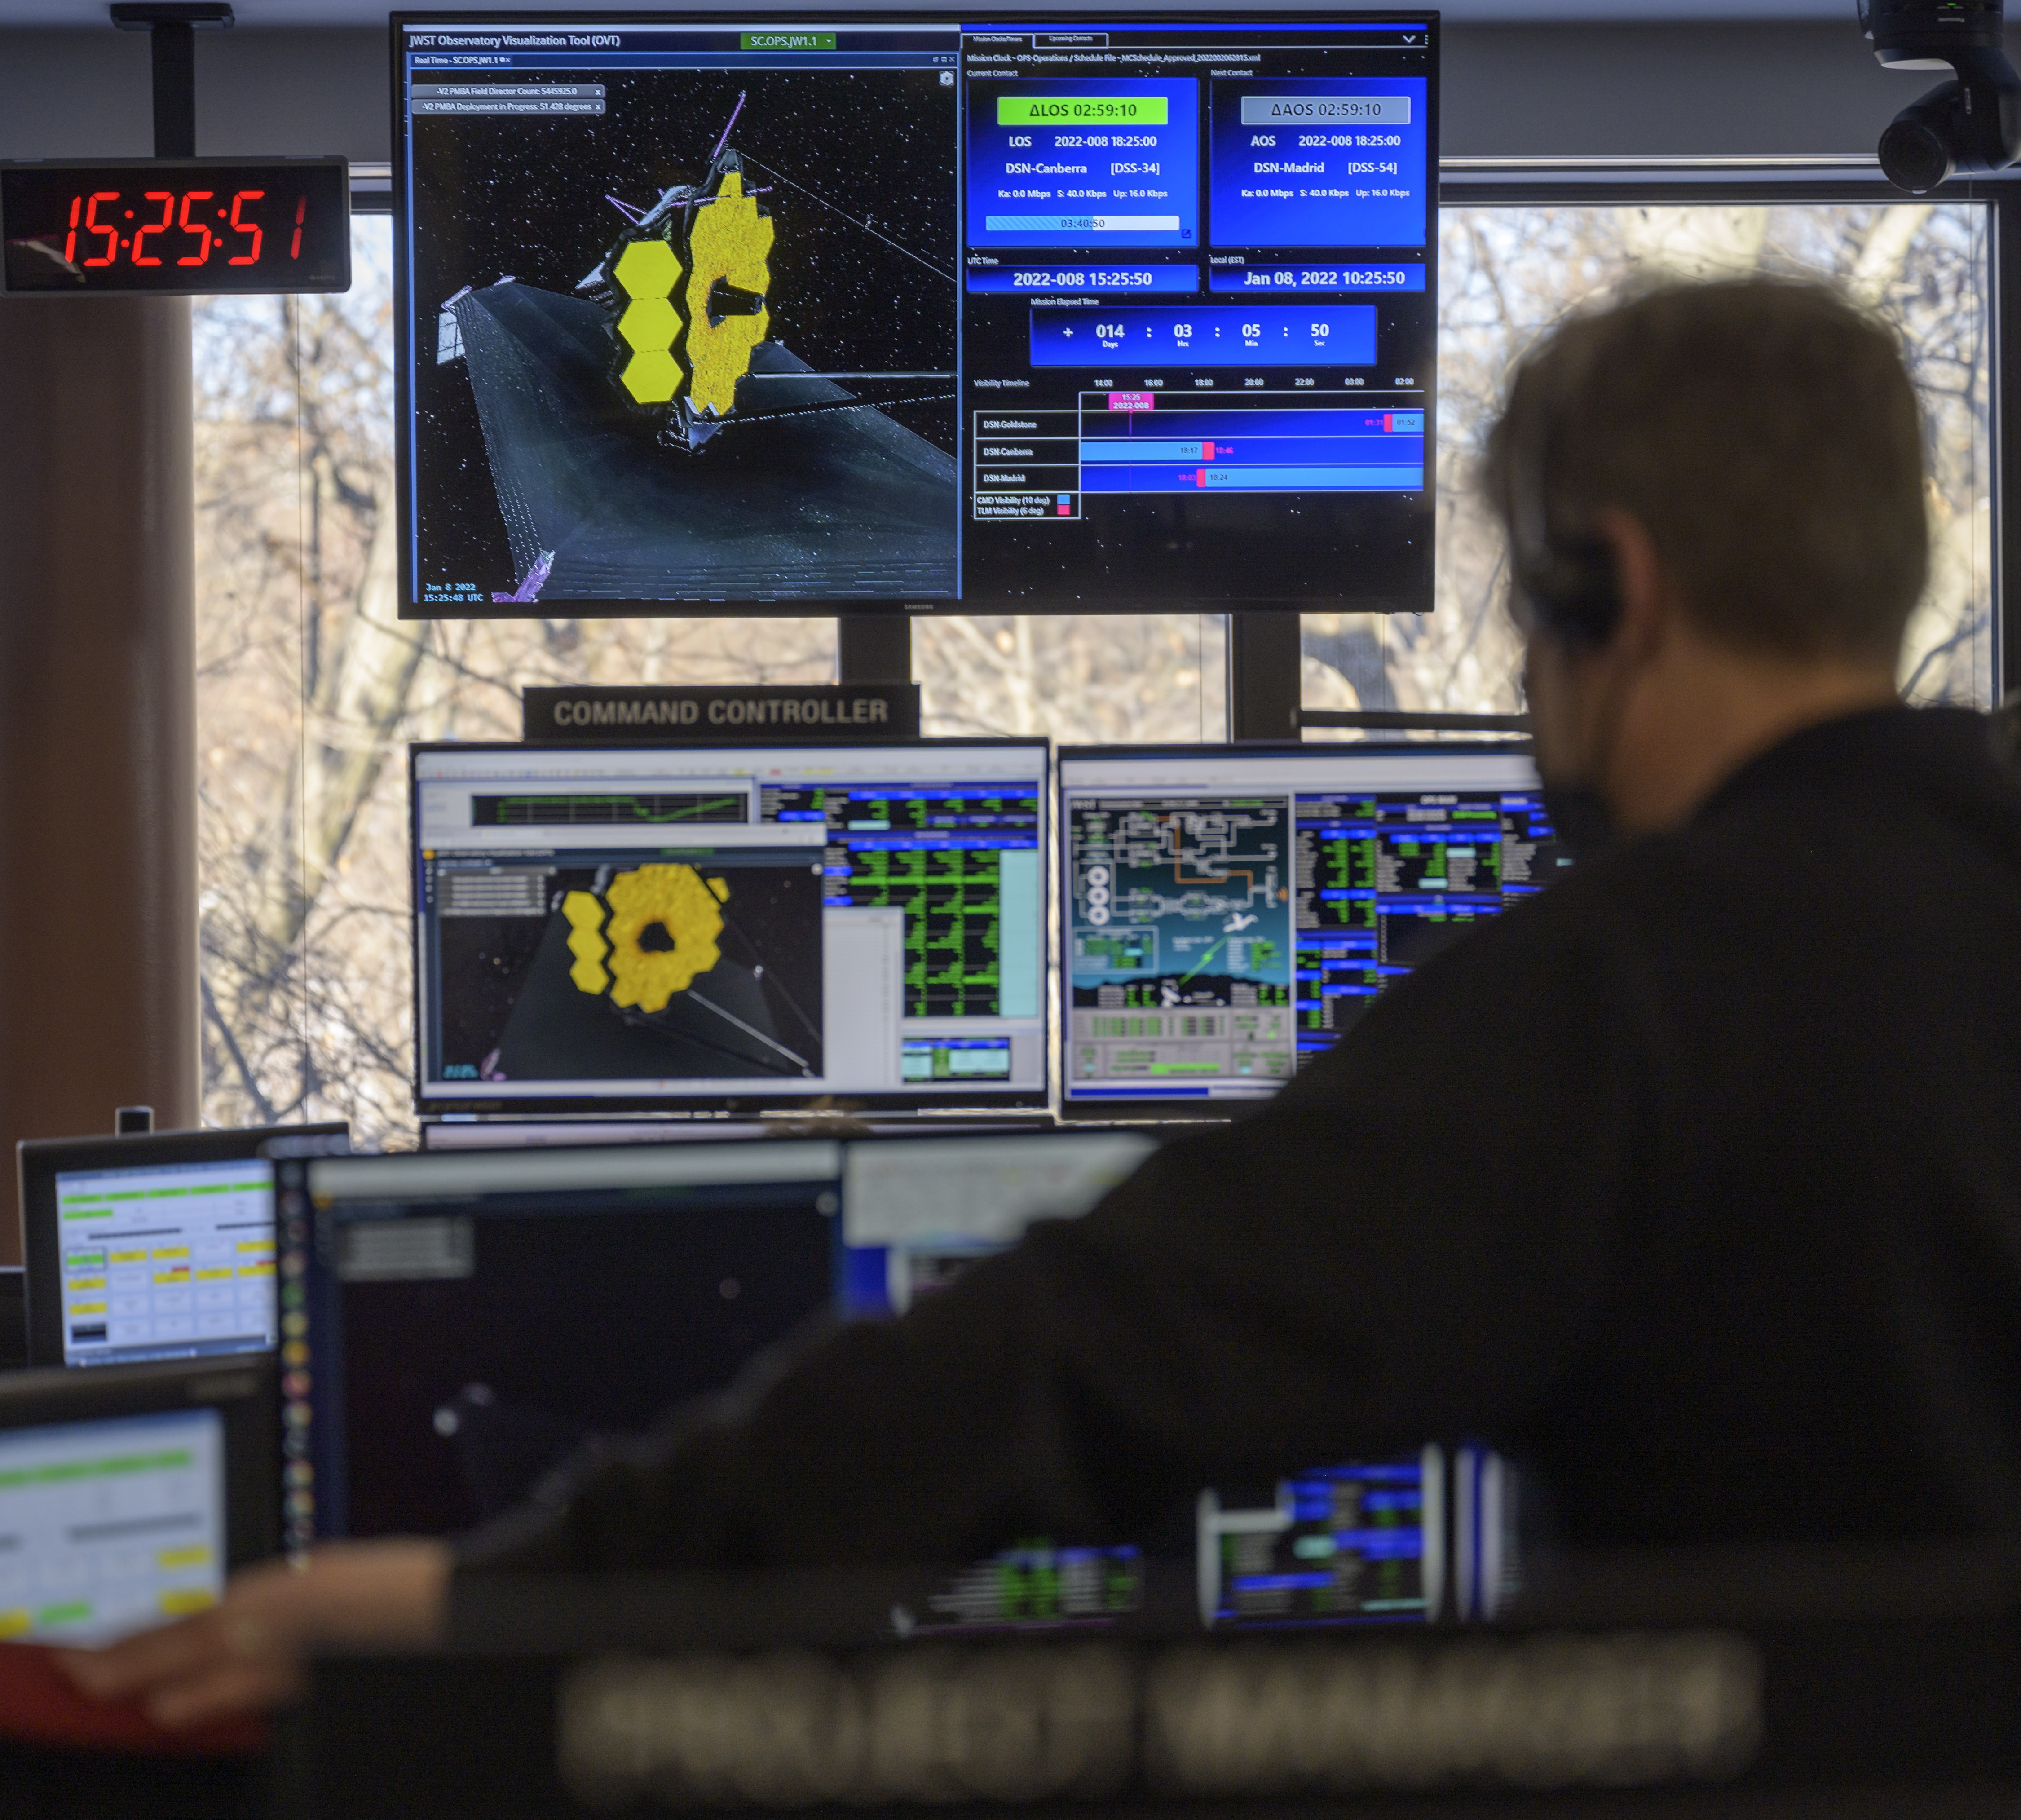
54,1161,278,1369
0,1409,225,1646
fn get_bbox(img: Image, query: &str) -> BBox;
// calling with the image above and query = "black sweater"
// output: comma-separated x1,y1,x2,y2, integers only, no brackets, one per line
464,707,2021,1570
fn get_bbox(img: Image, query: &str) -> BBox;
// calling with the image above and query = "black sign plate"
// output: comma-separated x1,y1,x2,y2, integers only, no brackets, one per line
523,684,921,742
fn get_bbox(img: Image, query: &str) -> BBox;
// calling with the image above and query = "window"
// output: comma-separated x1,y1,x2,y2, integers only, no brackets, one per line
1303,192,1997,729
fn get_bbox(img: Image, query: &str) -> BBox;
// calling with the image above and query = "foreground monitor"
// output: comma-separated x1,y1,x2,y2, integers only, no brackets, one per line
18,1124,349,1370
278,1127,1156,1549
1057,743,1563,1117
392,10,1437,615
279,1141,841,1547
0,1358,278,1645
410,739,1048,1114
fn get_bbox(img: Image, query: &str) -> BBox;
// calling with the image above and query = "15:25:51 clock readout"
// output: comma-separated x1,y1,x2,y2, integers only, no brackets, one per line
62,189,304,269
0,158,350,295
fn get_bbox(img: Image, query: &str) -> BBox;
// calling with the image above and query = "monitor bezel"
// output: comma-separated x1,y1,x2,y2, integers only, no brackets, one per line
388,7,1441,619
18,1125,349,1371
280,1123,1163,1541
407,735,1054,1115
0,1355,282,1581
1054,738,1536,1122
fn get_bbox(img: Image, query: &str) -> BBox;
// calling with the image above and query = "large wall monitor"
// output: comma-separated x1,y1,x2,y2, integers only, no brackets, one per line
410,740,1049,1113
1056,744,1565,1117
18,1125,349,1370
392,11,1436,615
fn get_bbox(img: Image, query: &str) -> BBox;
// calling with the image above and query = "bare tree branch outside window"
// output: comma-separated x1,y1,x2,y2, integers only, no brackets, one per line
1303,202,1996,729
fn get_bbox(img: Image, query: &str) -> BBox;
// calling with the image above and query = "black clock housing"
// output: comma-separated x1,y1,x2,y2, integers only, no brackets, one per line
0,157,350,295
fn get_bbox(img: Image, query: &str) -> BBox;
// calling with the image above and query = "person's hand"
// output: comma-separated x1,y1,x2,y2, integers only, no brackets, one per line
57,1538,451,1728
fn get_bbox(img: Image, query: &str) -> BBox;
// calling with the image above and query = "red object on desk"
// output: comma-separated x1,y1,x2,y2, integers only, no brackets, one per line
0,1643,264,1755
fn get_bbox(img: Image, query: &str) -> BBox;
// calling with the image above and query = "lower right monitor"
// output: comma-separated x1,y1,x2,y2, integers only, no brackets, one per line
1057,742,1564,1118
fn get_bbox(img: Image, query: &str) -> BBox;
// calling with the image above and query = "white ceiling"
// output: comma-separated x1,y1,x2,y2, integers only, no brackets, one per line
0,0,1865,28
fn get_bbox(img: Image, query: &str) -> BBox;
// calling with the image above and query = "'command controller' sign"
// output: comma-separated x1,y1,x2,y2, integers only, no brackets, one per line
524,684,921,742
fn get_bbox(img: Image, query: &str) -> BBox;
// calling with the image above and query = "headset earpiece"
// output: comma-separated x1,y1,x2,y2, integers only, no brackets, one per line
1507,380,1623,649
1517,534,1621,649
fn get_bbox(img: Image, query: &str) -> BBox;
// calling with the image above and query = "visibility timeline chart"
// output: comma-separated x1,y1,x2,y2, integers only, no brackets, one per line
0,1409,225,1645
973,393,1424,517
1068,795,1295,1088
55,1160,278,1366
957,17,1437,608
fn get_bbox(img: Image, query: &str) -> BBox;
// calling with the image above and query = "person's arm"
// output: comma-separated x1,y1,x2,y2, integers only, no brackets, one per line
466,882,1652,1570
58,1539,450,1728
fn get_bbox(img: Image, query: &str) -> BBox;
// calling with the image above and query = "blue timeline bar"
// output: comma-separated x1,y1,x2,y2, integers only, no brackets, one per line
1209,264,1426,293
967,265,1199,294
1075,403,1421,494
1082,465,1421,492
1082,434,1418,463
1081,407,1422,436
1031,303,1376,367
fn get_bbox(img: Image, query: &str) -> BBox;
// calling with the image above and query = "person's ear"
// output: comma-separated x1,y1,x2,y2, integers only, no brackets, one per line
1593,508,1670,666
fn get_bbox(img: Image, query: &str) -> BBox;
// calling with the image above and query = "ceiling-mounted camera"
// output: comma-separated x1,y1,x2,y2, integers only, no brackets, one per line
1862,0,2021,191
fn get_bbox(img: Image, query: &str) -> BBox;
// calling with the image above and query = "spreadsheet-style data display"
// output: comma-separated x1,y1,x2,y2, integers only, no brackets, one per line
1059,746,1564,1112
0,1409,225,1645
54,1161,278,1367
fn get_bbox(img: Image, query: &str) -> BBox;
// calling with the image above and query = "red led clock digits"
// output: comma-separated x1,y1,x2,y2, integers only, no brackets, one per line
228,190,265,265
131,191,175,266
47,177,322,281
176,190,216,265
80,191,120,267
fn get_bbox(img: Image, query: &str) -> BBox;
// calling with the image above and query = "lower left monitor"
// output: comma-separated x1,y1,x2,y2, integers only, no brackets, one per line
278,1140,843,1551
18,1124,349,1370
0,1356,278,1645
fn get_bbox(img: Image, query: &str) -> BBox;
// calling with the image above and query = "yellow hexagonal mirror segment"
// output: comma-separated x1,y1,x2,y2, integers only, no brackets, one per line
613,237,681,301
618,296,677,354
621,350,681,405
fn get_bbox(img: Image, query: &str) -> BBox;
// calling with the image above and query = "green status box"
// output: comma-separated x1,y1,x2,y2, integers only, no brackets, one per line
741,30,836,50
998,95,1170,126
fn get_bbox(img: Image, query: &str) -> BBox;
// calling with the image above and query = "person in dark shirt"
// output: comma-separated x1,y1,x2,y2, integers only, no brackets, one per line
66,276,2021,1724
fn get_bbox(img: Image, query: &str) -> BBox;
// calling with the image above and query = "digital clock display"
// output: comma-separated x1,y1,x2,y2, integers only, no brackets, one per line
0,159,350,296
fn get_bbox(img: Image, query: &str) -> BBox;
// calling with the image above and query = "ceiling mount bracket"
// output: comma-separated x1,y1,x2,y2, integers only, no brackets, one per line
110,3,235,160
